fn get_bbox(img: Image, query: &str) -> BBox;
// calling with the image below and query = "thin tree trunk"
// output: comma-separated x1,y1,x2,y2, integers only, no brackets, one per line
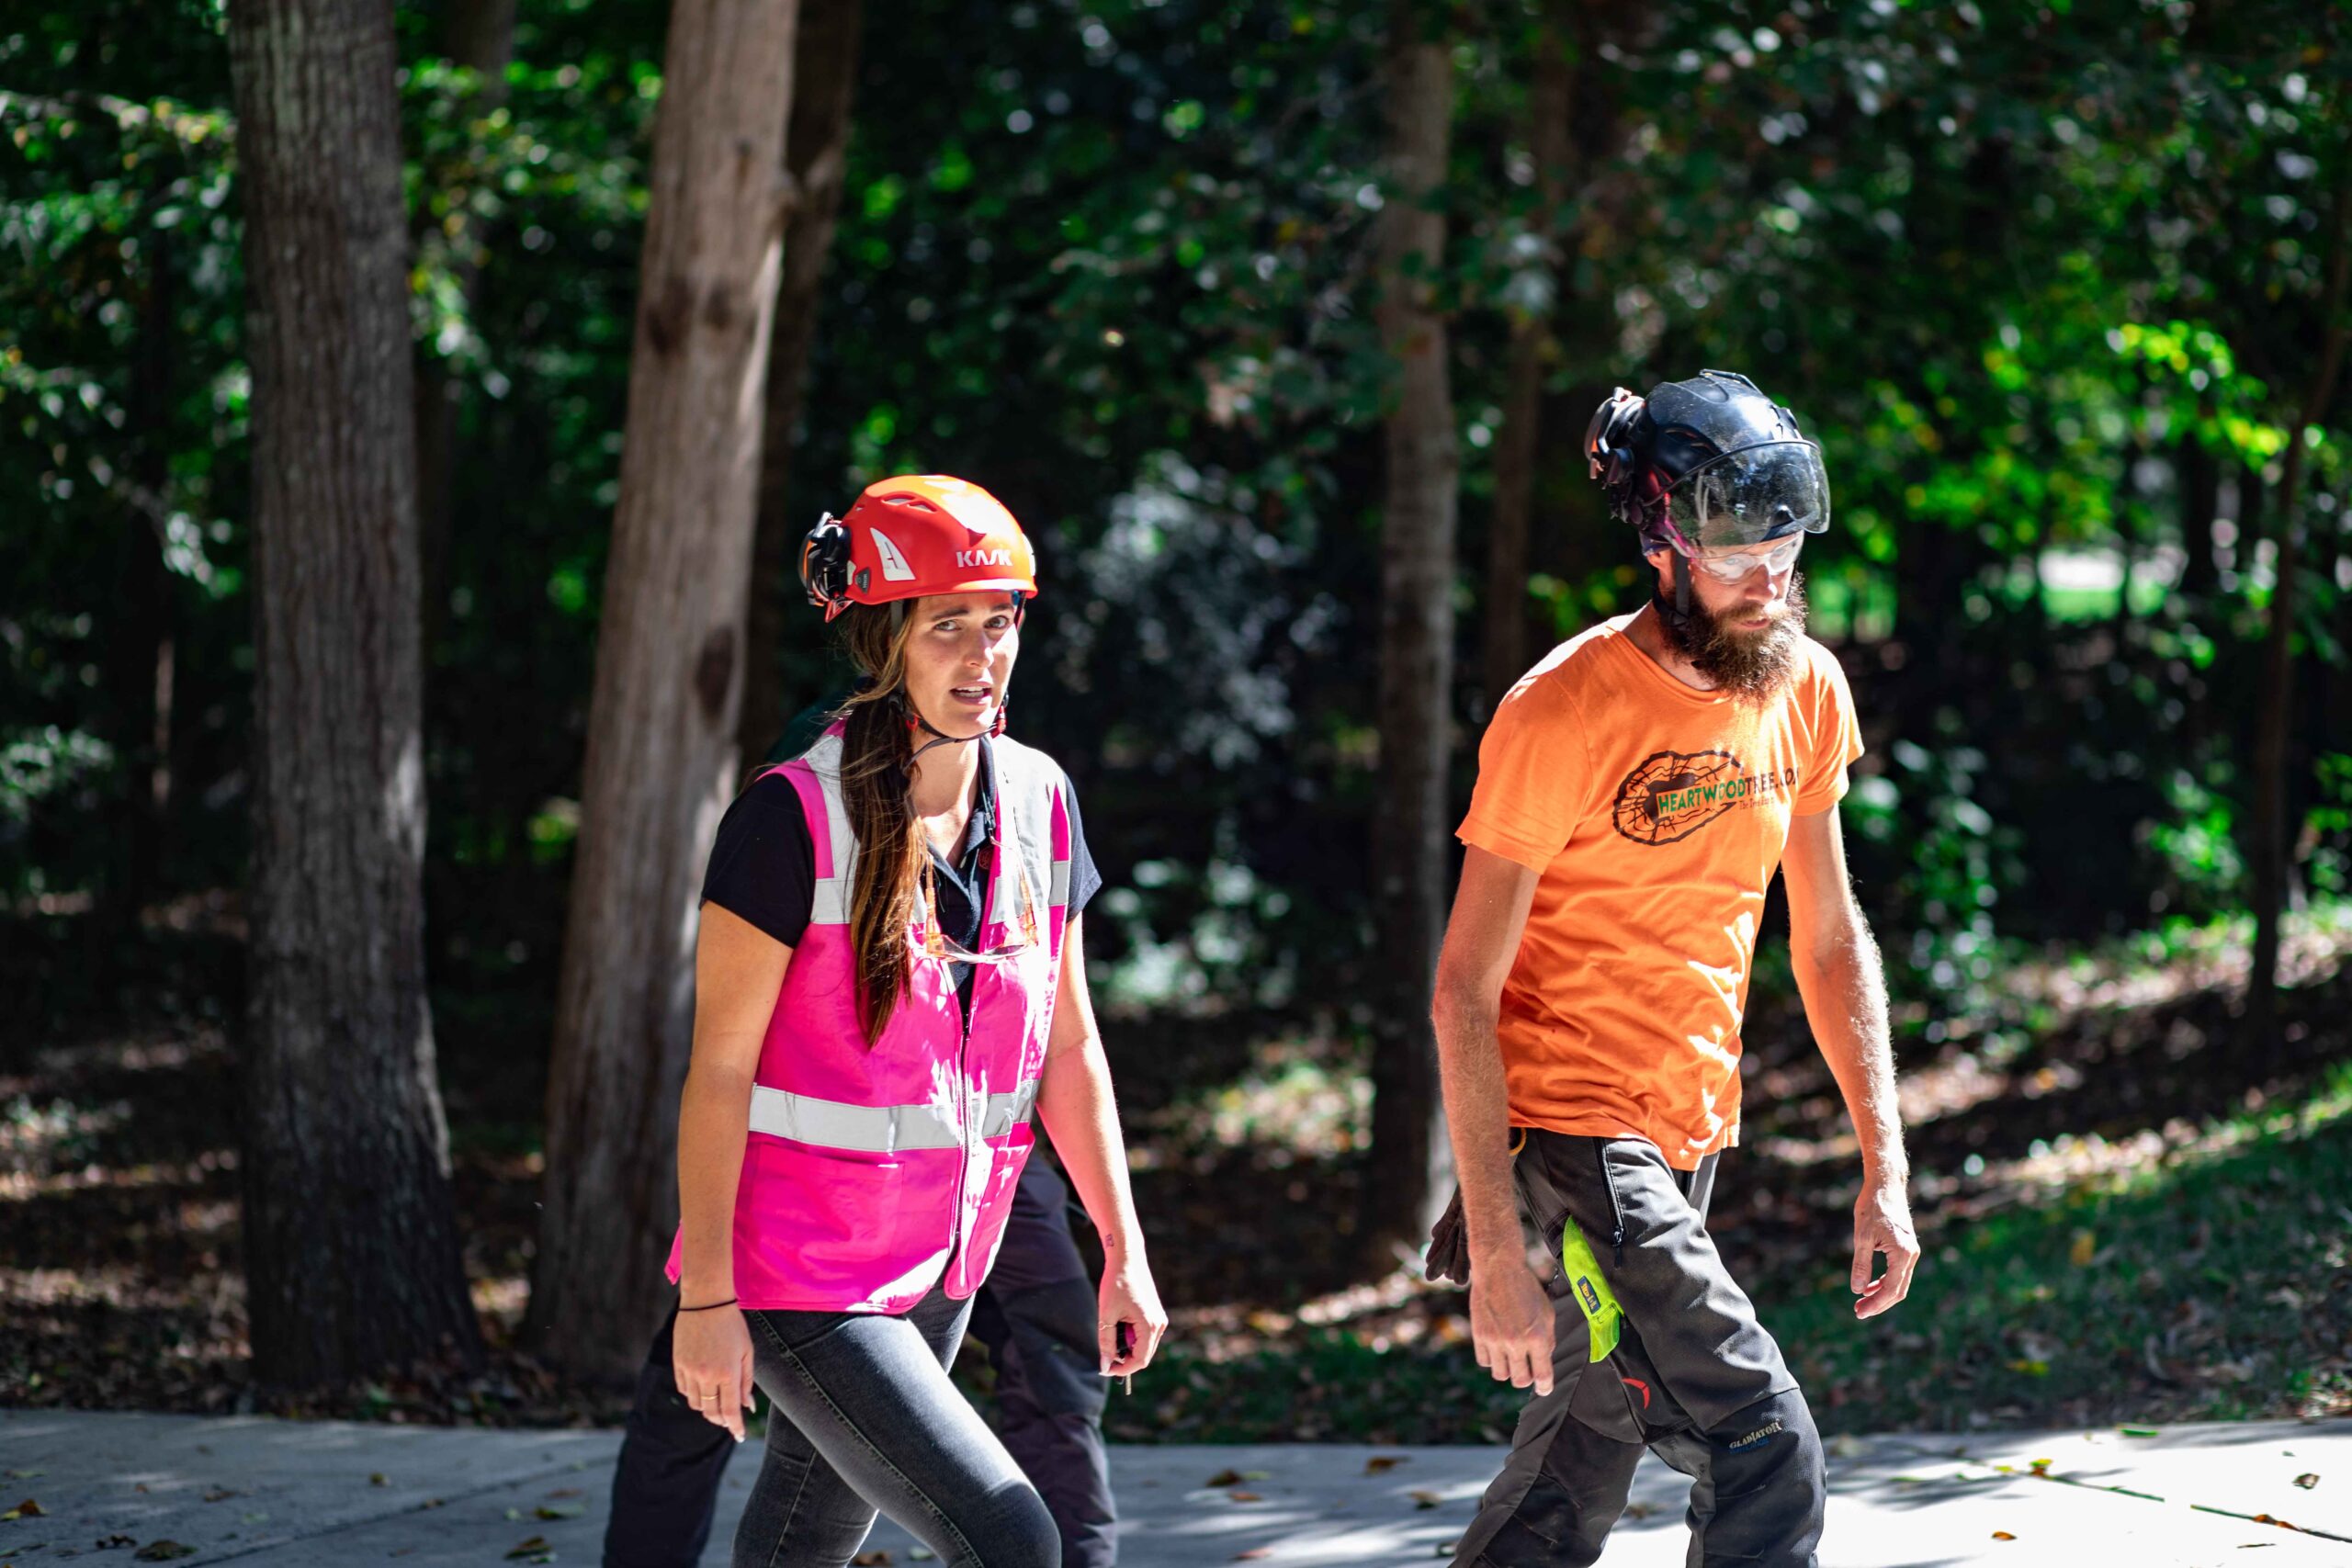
1482,0,1571,713
2249,171,2351,1044
528,0,801,1380
2109,455,2141,649
230,0,481,1387
101,229,177,953
1362,0,1458,1260
414,0,517,663
739,0,864,762
2177,433,2220,605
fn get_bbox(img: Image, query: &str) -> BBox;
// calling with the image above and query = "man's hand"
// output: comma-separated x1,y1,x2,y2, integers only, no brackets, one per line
1850,1176,1918,1319
1471,1246,1557,1396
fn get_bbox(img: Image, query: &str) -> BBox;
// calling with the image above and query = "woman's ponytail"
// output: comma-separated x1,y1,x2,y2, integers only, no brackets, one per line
832,606,925,1043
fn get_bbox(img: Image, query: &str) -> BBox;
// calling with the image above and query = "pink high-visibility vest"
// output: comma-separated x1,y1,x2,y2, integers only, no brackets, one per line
666,725,1073,1312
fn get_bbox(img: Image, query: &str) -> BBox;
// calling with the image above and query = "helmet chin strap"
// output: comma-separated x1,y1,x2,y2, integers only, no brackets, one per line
903,691,1009,765
1652,549,1700,638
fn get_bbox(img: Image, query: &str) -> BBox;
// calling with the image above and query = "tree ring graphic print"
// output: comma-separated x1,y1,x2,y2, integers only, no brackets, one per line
1612,749,1752,845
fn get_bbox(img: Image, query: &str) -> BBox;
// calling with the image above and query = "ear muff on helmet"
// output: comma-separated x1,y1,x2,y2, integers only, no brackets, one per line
1586,386,1670,540
799,513,855,620
1585,387,1648,491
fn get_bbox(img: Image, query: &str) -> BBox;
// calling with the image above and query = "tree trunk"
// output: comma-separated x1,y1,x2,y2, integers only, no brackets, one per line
1482,0,1570,714
1361,1,1458,1260
739,0,865,762
528,0,801,1380
2177,433,2220,605
414,0,518,664
100,229,177,954
229,0,481,1387
2248,172,2350,1045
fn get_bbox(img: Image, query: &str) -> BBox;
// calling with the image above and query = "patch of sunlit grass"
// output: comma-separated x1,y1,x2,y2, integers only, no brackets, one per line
1769,1059,2352,1433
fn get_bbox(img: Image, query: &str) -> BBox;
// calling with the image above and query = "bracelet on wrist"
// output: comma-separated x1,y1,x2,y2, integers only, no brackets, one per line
679,1295,737,1314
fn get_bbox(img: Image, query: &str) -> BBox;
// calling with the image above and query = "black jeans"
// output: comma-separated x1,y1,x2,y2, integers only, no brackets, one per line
730,1285,1056,1567
1451,1132,1826,1568
605,1157,1114,1568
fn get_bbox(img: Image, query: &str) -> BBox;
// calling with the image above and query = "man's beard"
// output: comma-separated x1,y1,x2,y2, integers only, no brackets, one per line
1656,570,1809,702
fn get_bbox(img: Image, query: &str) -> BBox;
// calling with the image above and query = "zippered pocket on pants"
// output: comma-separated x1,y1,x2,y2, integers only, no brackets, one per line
1594,1139,1630,1266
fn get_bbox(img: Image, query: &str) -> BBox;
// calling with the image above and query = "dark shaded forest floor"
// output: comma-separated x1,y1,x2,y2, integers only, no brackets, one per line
4,903,2349,1441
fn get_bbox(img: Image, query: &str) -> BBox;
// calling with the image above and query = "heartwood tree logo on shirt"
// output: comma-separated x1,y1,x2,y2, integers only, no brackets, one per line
1611,749,1799,845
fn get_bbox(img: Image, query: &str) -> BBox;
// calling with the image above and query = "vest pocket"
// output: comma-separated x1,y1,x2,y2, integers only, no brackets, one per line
741,1136,940,1304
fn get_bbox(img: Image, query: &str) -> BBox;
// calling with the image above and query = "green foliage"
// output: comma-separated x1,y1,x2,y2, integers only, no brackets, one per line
4,0,2348,1034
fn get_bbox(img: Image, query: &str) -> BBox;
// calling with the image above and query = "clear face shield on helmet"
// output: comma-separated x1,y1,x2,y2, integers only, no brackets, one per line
1662,440,1832,566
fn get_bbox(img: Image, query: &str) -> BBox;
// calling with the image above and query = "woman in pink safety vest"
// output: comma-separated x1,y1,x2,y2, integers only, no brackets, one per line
666,474,1167,1568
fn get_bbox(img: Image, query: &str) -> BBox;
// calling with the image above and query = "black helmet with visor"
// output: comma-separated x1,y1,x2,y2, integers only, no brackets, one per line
1589,367,1825,549
1585,367,1830,616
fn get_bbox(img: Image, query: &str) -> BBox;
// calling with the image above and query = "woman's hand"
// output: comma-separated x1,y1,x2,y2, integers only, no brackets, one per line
672,1303,757,1442
1097,1255,1169,1379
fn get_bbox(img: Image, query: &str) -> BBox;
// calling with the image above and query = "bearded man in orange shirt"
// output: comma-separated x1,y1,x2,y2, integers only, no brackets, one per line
1430,370,1917,1568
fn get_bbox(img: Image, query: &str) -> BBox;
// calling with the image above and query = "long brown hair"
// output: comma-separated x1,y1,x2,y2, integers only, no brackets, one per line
832,604,926,1043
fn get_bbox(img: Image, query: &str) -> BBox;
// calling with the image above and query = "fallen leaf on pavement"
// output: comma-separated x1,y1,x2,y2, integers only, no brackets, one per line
1364,1456,1408,1474
546,1487,581,1499
133,1544,198,1562
1205,1469,1245,1487
909,1551,934,1562
1409,1490,1442,1510
536,1504,585,1520
4,1470,42,1480
2120,1426,2160,1438
2293,1474,2318,1489
96,1533,138,1548
851,1551,892,1566
3,1498,43,1520
202,1488,241,1502
504,1536,553,1562
1992,1531,2016,1541
369,1473,389,1487
1228,1491,1262,1503
1234,1551,1273,1562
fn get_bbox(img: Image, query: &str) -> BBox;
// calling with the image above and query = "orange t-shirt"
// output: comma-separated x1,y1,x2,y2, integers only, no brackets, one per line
1457,615,1864,1169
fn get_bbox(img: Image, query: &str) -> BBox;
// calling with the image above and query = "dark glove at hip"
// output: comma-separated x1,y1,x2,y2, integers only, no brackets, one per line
1426,1182,1472,1286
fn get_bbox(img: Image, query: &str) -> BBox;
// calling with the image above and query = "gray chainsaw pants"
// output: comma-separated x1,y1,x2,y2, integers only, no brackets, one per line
1451,1131,1826,1568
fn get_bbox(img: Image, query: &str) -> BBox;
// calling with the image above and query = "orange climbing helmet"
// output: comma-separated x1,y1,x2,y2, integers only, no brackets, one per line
799,474,1039,623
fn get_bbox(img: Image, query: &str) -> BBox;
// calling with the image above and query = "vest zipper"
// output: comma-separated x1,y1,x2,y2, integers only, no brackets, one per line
948,757,1005,1273
1596,1141,1627,1267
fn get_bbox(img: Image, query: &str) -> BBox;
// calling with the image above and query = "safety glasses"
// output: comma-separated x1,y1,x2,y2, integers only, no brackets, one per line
917,846,1039,968
1687,533,1805,584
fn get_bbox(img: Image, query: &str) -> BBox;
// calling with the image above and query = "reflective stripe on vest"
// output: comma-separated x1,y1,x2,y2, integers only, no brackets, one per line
749,1082,1040,1153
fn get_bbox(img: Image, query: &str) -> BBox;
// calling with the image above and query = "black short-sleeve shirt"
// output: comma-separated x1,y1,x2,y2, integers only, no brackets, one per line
700,739,1102,963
